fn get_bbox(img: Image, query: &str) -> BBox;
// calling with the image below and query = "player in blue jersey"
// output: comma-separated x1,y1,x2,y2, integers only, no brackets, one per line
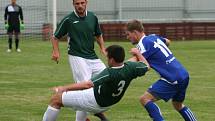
125,20,197,121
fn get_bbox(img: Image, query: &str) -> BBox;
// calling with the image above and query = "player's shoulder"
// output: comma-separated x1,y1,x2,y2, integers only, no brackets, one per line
5,4,11,8
93,68,110,80
16,4,22,7
124,61,148,72
147,34,165,40
66,12,74,18
87,11,96,16
87,11,98,19
145,34,158,39
143,34,161,44
125,61,145,67
138,35,152,46
61,12,74,21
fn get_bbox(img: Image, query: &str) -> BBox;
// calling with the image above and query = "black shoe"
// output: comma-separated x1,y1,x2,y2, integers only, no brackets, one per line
94,113,109,121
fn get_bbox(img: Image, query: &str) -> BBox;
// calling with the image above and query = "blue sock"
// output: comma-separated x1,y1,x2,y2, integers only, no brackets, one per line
179,107,197,121
144,101,164,121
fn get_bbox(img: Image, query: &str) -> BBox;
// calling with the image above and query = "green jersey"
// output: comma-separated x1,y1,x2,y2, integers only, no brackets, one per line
54,11,102,59
92,61,148,107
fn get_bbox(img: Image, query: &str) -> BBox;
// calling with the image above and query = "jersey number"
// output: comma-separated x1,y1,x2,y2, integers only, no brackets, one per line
112,80,125,97
153,39,172,57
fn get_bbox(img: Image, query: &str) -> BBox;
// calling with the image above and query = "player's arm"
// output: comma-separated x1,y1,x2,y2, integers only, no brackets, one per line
96,35,106,56
157,34,171,46
51,18,68,63
94,15,106,56
51,36,60,63
165,38,171,46
129,48,150,70
4,6,8,23
4,6,9,29
52,81,94,93
19,6,24,24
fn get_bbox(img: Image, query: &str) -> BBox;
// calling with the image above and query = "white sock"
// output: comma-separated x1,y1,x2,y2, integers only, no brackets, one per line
42,105,60,121
76,110,87,121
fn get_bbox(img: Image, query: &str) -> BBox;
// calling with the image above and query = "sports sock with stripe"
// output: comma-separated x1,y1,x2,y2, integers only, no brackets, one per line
144,101,164,121
179,106,197,121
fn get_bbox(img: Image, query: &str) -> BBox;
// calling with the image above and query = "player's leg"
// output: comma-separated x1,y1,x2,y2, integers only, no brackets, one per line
141,79,179,121
63,88,109,121
172,79,197,121
75,111,88,121
15,33,21,52
14,24,21,52
7,33,13,52
68,55,92,121
140,91,164,121
89,59,108,121
90,59,106,77
68,55,92,82
172,101,197,121
42,93,63,121
7,25,13,52
94,113,109,121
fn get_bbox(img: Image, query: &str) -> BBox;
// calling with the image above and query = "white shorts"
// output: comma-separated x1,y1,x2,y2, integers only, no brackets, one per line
62,88,109,114
68,55,106,82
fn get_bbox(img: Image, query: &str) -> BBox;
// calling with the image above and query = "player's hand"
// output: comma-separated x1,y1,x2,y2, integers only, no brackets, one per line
52,86,65,93
128,56,138,62
20,24,25,30
5,24,9,30
52,50,60,64
130,48,141,56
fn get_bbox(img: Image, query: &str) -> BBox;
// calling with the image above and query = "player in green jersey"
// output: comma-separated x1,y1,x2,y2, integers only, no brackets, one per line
42,45,150,121
51,0,106,120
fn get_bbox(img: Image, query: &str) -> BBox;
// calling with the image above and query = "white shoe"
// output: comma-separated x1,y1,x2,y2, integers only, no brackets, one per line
7,49,12,53
16,48,21,52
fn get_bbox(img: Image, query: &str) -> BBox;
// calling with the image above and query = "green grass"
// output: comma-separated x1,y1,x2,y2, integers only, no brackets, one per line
0,39,215,121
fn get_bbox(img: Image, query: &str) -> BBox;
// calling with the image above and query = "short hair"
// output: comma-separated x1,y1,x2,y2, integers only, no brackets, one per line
126,19,144,32
106,45,125,63
73,0,87,2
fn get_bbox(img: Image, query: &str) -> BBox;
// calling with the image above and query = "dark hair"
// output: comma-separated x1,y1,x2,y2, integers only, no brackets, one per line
126,19,144,32
73,0,87,2
106,45,125,63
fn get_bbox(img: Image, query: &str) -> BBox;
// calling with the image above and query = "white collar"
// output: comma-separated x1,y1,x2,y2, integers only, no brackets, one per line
74,10,88,18
111,64,124,69
139,35,146,42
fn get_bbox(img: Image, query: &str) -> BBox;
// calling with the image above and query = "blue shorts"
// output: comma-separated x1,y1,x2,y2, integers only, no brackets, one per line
148,77,189,102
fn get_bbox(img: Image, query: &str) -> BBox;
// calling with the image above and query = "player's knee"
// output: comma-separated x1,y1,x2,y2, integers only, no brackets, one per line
140,92,155,105
172,101,184,111
139,95,149,105
50,93,63,109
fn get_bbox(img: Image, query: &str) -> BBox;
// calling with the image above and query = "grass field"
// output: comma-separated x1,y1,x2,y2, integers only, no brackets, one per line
0,39,215,121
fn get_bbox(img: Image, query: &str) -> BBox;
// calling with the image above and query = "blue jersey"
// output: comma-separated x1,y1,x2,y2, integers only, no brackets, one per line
136,34,189,83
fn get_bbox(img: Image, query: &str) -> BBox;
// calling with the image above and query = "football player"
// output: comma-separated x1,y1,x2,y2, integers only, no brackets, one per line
42,45,150,121
4,0,24,52
125,20,197,121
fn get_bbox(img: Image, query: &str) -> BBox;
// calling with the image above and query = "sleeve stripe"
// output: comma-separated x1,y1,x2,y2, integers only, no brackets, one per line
136,66,147,68
136,62,148,69
93,75,109,83
54,17,69,36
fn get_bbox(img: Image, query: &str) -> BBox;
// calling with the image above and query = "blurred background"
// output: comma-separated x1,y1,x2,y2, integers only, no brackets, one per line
0,1,215,120
1,0,215,41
